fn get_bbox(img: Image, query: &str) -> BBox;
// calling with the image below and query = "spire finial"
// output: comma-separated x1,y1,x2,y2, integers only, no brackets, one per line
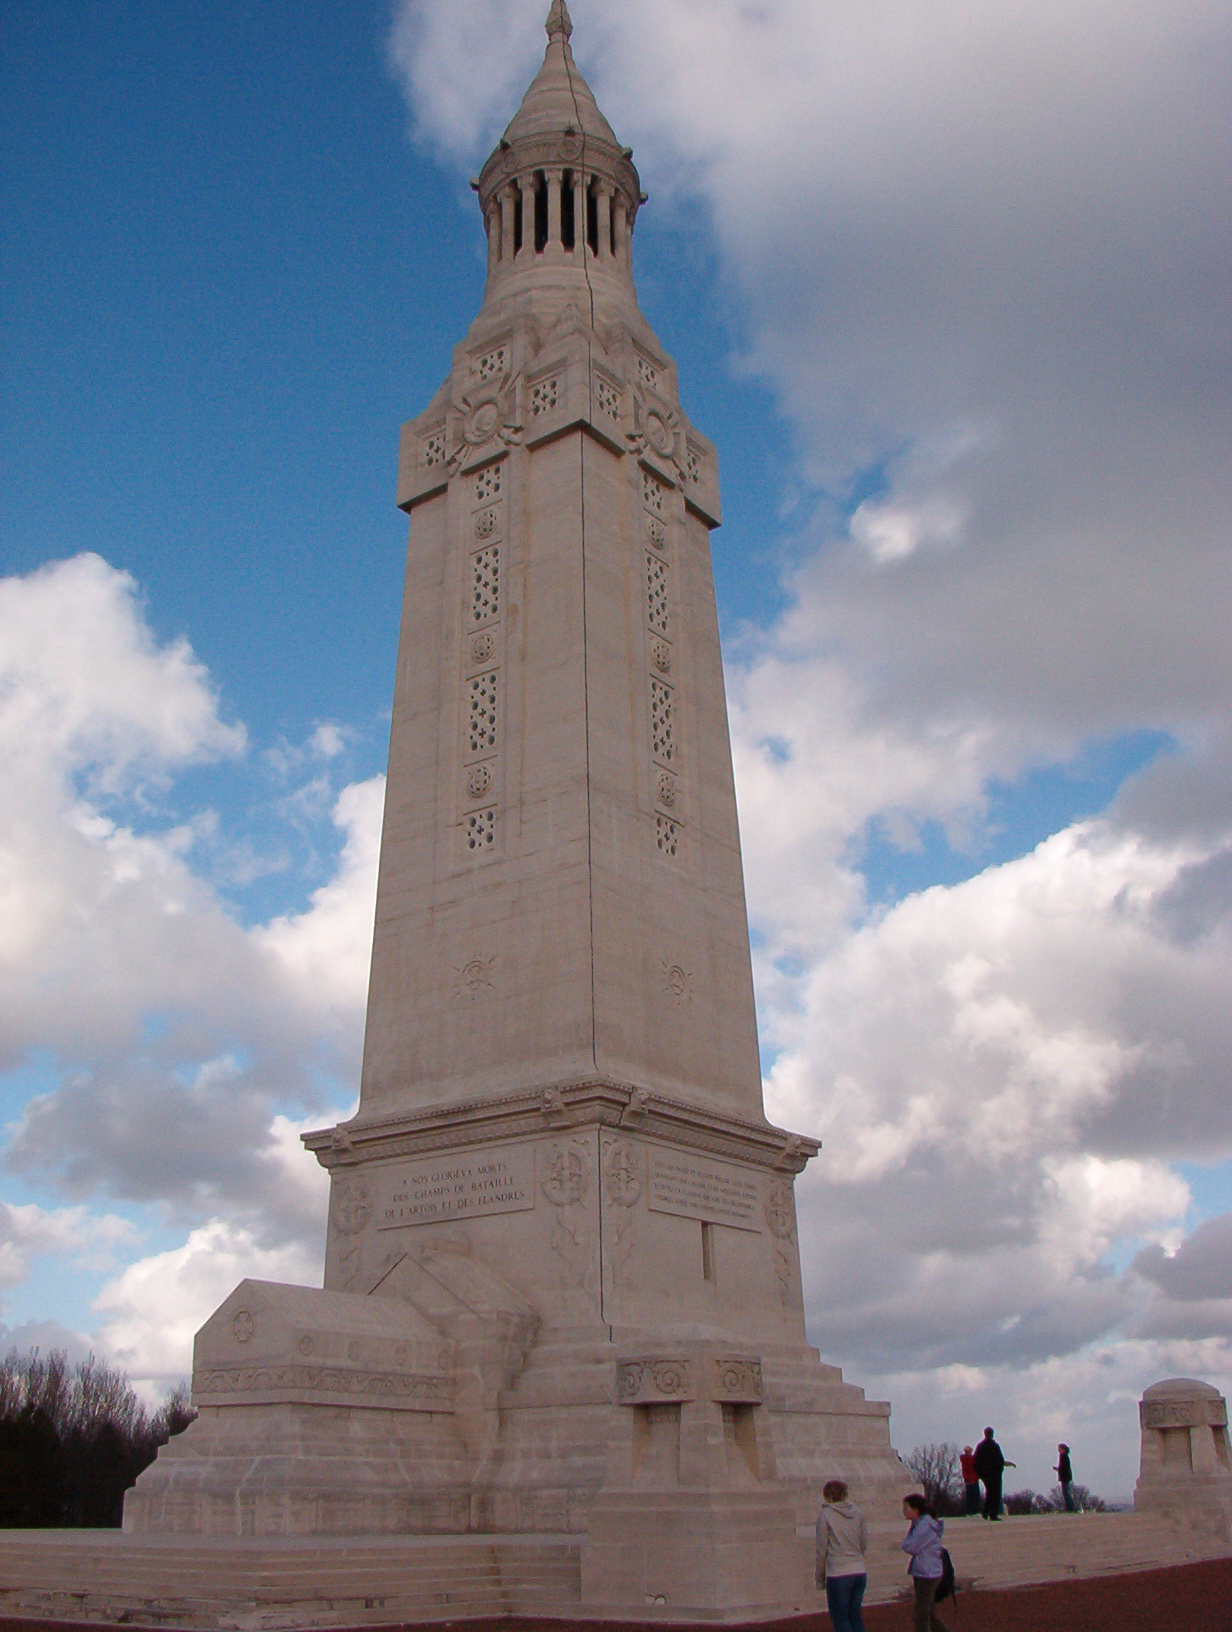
545,0,573,44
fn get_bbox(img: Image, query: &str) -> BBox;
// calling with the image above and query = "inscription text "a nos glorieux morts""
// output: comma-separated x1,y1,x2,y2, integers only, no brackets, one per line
378,1146,535,1228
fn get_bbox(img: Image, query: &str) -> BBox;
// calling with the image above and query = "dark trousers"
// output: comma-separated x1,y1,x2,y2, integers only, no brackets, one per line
981,1477,1002,1519
1061,1480,1075,1512
913,1577,950,1632
825,1571,867,1632
963,1480,980,1514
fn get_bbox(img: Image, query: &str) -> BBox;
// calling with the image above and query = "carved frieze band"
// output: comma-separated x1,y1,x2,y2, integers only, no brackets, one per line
1141,1398,1228,1430
194,1365,454,1410
616,1354,764,1406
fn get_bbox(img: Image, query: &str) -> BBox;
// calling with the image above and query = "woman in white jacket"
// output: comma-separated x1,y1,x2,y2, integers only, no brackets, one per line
815,1478,868,1632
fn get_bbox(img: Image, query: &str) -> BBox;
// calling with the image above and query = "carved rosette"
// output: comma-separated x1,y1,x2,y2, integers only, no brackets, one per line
617,1357,693,1404
763,1180,796,1240
540,1138,592,1206
710,1356,763,1403
603,1138,642,1207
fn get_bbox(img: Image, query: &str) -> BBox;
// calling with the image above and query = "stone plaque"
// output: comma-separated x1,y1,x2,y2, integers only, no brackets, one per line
648,1152,762,1231
378,1146,534,1228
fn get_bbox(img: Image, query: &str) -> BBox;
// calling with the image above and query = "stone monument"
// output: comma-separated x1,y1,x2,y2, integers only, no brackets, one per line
126,3,910,1614
1135,1378,1232,1542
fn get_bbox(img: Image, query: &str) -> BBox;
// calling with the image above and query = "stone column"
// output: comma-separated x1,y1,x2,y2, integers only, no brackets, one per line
517,176,534,261
573,171,587,258
499,186,515,266
593,180,611,263
546,167,562,254
614,195,630,271
486,201,500,276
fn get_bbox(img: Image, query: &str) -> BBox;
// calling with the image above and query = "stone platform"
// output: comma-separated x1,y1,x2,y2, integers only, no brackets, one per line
2,1512,1228,1628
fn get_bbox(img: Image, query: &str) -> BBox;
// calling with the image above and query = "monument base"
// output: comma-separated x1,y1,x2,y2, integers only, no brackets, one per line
581,1489,812,1620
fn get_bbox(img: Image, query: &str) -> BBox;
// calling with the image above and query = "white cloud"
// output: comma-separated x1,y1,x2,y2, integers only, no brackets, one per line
0,1202,138,1292
93,1219,322,1387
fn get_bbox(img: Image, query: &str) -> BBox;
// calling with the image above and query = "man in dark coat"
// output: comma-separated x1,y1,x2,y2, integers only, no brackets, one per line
1054,1443,1075,1511
973,1426,1007,1520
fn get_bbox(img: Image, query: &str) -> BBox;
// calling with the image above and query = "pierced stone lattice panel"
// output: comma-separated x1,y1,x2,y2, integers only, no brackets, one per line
642,469,665,515
424,428,447,468
465,808,497,852
471,546,500,624
646,553,669,637
636,356,660,390
596,377,620,419
468,672,499,757
684,446,701,484
656,816,680,858
474,346,508,382
474,464,503,504
650,679,674,764
529,377,559,416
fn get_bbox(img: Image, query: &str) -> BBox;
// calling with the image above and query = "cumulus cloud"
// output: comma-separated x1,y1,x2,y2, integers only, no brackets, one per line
94,1219,322,1389
1,554,376,1343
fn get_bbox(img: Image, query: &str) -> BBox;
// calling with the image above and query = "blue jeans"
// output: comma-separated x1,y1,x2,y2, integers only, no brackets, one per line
825,1571,867,1632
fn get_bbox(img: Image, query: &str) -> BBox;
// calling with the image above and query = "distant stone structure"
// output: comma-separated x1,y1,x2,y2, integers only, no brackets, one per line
1135,1378,1232,1541
124,2,911,1617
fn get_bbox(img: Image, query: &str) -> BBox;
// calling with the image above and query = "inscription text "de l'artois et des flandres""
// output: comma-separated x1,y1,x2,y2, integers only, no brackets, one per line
378,1147,535,1228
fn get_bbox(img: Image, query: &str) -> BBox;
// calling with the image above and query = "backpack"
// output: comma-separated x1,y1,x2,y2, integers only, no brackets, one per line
934,1547,956,1605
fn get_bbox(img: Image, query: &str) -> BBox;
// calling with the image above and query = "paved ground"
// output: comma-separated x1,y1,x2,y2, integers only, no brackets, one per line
2,1559,1231,1632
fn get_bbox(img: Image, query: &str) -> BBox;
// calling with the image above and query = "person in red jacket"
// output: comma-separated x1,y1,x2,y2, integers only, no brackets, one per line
959,1445,980,1514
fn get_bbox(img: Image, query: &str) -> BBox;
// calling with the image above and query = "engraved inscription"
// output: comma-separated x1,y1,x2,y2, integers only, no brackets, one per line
648,1154,762,1231
378,1147,534,1228
195,1365,453,1408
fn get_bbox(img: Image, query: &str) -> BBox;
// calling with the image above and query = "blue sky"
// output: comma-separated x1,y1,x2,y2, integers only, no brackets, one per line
3,0,1230,1499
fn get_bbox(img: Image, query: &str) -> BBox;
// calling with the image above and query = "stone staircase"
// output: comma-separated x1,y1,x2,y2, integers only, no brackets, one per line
857,1511,1232,1603
0,1532,582,1628
0,1513,1227,1627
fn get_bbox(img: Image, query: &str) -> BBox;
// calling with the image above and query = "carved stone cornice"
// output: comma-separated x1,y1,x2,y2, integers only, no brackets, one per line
303,1080,818,1176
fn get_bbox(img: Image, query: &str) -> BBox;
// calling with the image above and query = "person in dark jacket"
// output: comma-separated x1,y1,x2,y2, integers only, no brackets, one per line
1054,1443,1075,1511
972,1426,1010,1520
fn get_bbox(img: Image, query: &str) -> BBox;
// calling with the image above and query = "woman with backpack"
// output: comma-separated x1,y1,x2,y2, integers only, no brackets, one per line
901,1492,951,1632
815,1478,868,1632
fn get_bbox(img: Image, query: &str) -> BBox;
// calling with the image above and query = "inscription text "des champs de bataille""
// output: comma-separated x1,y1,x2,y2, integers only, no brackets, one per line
379,1146,535,1228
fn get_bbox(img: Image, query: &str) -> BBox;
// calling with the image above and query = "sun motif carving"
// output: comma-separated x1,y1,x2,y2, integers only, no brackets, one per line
660,959,692,1004
455,953,497,999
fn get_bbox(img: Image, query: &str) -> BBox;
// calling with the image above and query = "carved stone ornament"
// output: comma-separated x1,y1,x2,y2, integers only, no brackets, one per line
540,1138,592,1207
231,1309,255,1345
617,1357,692,1404
333,1175,373,1236
467,764,492,801
661,959,692,1006
194,1364,453,1408
1140,1397,1226,1429
656,770,677,807
647,515,666,548
710,1356,764,1403
603,1138,642,1207
645,410,674,458
464,398,503,445
763,1180,796,1241
470,630,495,665
474,506,499,540
457,955,497,999
651,639,671,674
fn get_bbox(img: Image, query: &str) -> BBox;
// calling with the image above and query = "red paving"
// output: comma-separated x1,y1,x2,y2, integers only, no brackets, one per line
3,1560,1232,1632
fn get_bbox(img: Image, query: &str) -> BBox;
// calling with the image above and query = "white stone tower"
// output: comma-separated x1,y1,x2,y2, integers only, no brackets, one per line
127,6,909,1613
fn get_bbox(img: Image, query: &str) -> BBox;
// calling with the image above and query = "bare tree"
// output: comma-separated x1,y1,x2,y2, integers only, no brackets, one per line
906,1443,964,1514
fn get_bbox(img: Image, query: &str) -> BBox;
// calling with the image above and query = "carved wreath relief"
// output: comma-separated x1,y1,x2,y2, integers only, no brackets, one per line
764,1179,800,1308
602,1137,642,1290
540,1138,594,1288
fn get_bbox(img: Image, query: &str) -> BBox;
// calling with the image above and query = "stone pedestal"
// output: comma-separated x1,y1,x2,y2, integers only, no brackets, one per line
1134,1377,1232,1542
